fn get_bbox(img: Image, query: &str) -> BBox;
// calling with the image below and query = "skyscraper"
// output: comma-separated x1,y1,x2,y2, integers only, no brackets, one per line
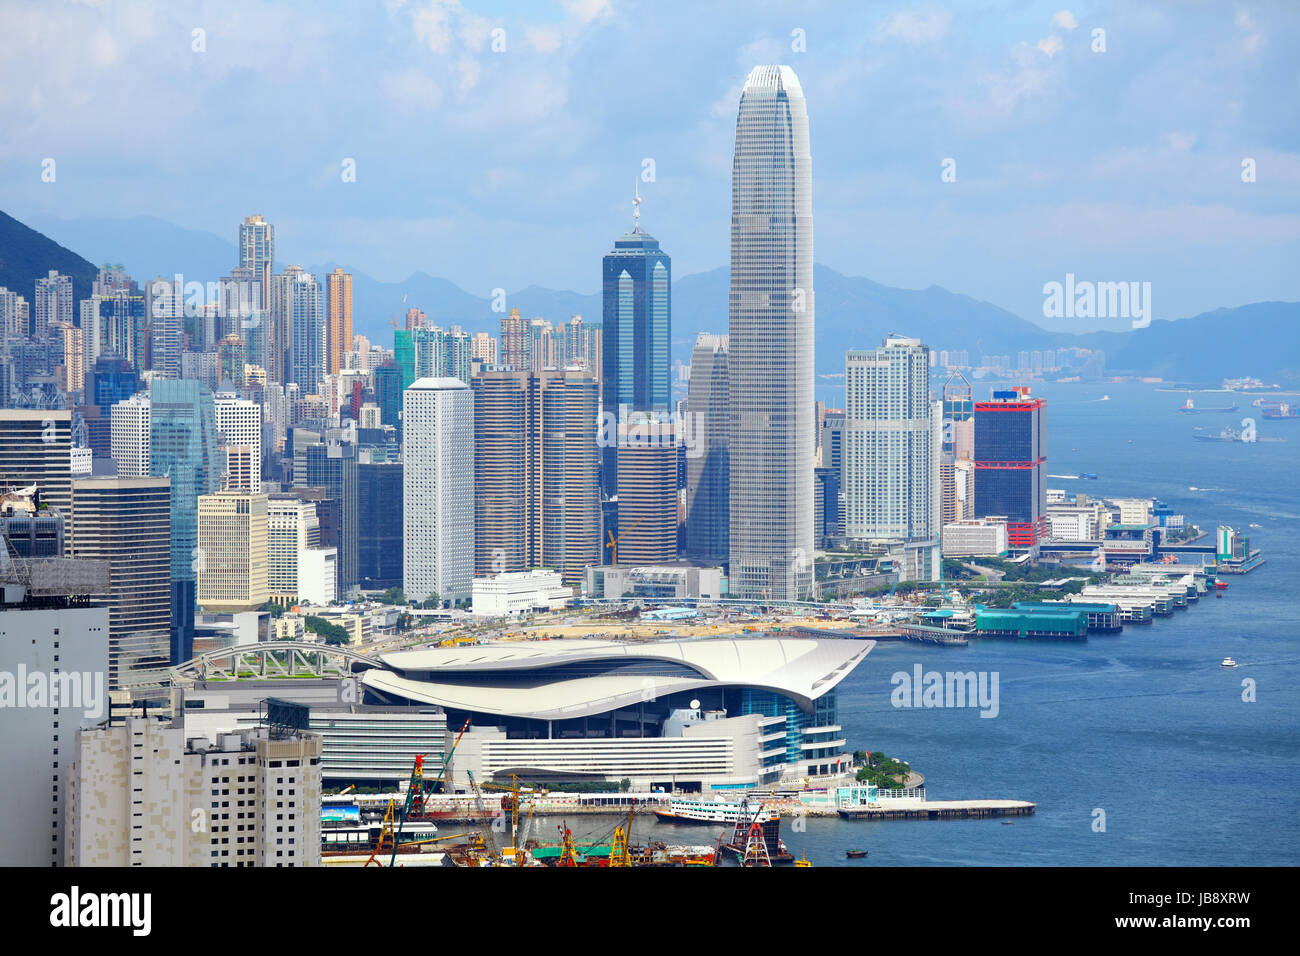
471,369,601,585
288,270,325,394
728,65,815,601
616,414,678,564
69,477,172,690
601,189,671,495
683,333,729,563
34,269,73,335
974,388,1048,550
325,267,353,377
239,214,275,311
403,378,473,604
0,409,72,521
149,378,221,663
294,439,358,598
844,337,934,544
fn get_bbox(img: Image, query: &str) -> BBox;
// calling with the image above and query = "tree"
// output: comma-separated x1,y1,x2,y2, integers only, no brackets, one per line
304,615,350,646
421,594,441,609
379,587,406,605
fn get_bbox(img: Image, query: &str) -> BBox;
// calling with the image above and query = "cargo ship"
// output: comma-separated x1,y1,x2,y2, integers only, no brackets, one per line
1179,397,1239,414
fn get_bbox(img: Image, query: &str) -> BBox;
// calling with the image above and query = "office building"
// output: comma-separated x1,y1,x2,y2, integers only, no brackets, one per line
69,477,172,690
601,194,671,494
197,492,269,613
149,379,221,663
683,333,729,563
293,439,358,598
0,409,72,523
403,378,473,604
616,415,678,564
214,391,262,493
357,460,403,592
91,352,139,411
974,388,1048,549
728,66,815,601
110,392,151,479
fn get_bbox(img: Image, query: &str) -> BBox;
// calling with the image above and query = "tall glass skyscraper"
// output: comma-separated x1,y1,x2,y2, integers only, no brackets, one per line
601,198,670,495
149,378,220,663
684,332,729,563
728,65,815,601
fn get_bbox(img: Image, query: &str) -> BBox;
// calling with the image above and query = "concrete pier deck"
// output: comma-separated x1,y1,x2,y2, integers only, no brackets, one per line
837,798,1035,821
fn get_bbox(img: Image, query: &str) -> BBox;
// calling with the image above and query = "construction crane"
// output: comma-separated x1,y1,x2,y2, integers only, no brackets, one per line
365,799,399,867
465,771,499,863
605,514,647,566
608,798,636,867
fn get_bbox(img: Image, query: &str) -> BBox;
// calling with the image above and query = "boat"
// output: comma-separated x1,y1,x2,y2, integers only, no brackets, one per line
653,797,780,825
1180,397,1240,414
1215,579,1228,590
1221,658,1238,668
1081,472,1098,480
845,849,869,859
1194,426,1244,442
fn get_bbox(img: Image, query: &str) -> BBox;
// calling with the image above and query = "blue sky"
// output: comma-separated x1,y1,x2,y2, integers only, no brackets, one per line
1,0,1297,327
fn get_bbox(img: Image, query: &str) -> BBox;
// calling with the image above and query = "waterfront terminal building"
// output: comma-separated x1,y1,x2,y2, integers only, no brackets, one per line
361,637,871,792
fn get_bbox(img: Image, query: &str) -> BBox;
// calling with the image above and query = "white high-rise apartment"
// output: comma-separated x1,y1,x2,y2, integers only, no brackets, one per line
146,276,184,379
844,336,933,543
239,214,275,311
728,65,815,601
403,377,473,604
110,392,151,478
35,269,73,333
214,391,263,492
65,713,322,867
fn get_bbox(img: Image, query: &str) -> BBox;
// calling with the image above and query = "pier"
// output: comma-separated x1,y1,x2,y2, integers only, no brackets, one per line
837,798,1036,821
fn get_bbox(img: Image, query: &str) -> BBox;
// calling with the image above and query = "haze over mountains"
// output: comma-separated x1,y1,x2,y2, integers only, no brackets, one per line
9,211,1298,388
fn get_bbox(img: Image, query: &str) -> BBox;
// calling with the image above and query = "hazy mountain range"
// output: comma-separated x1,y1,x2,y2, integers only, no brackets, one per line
7,211,1297,388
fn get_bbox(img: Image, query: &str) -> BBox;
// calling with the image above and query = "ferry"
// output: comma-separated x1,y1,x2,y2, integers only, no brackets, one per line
653,797,779,825
1221,658,1238,668
1180,397,1239,414
321,819,442,857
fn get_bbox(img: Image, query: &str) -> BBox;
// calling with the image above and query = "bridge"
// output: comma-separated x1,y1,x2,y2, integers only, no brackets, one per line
169,641,386,684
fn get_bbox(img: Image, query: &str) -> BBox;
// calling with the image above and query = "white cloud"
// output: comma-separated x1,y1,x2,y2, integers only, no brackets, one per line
1051,11,1079,31
875,9,952,45
561,0,613,24
1165,132,1197,151
1037,34,1064,57
526,25,564,54
1235,7,1264,53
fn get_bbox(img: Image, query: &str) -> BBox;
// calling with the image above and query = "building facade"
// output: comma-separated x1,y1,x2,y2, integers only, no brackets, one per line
403,378,473,604
728,65,815,601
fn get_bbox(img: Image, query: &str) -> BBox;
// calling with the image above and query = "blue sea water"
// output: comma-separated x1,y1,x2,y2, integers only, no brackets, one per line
580,382,1300,865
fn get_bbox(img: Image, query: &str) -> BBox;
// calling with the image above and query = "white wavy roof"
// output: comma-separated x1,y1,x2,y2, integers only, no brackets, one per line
362,637,873,720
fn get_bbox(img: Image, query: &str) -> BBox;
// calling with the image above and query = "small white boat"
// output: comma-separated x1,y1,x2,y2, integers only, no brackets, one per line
1221,657,1238,668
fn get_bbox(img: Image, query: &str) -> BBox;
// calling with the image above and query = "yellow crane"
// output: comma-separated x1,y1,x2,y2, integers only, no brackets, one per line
605,515,647,566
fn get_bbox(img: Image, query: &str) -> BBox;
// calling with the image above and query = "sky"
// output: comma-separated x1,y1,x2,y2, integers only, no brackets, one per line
1,0,1297,328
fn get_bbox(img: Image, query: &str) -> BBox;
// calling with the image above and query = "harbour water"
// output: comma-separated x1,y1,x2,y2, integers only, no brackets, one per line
574,383,1300,865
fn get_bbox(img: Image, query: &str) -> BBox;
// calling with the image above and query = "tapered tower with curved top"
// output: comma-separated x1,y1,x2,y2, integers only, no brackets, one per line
728,65,815,601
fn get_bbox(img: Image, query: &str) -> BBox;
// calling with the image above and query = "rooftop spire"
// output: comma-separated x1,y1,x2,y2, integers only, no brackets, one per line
632,178,642,233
